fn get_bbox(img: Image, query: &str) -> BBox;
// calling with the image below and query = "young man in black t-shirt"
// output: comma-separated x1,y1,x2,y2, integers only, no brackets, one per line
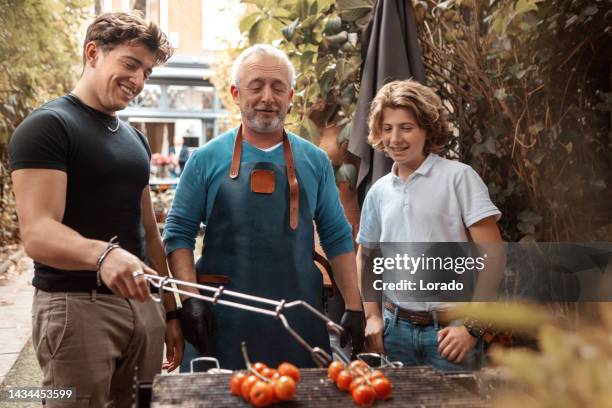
9,11,182,406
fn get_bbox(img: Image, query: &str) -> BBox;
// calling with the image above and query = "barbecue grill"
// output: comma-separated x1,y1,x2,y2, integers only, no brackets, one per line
147,367,488,407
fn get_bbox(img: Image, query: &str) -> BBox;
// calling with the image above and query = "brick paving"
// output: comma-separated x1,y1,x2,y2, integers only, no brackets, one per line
0,254,35,385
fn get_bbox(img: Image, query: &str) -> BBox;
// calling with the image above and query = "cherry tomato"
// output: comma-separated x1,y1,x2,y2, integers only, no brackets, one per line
372,377,392,400
336,369,353,391
352,384,376,406
252,362,268,373
241,375,260,401
230,372,247,396
348,360,369,376
349,376,368,393
367,370,385,381
273,375,297,401
327,361,345,383
277,362,301,382
261,367,277,378
349,360,368,371
249,381,274,407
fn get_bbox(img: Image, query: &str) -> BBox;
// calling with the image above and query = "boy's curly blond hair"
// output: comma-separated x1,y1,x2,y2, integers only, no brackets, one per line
368,79,449,154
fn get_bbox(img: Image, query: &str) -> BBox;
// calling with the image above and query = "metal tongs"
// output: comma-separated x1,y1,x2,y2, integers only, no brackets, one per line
144,274,344,367
331,345,404,368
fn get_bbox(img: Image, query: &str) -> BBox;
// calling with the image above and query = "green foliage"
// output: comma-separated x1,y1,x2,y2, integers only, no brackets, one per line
0,150,18,245
455,302,612,405
419,0,611,241
0,0,88,247
462,302,612,407
238,0,372,142
0,0,87,143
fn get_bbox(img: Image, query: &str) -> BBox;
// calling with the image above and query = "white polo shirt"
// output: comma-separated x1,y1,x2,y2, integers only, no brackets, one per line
356,153,501,311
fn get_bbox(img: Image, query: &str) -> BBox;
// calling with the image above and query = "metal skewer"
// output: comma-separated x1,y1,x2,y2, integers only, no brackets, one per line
144,274,345,367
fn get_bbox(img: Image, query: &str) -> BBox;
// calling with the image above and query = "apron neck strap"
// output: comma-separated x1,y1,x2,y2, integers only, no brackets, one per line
283,133,299,230
229,127,243,179
229,126,300,230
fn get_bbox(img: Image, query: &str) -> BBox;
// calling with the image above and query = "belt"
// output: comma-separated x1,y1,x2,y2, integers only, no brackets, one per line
33,285,115,295
384,301,456,326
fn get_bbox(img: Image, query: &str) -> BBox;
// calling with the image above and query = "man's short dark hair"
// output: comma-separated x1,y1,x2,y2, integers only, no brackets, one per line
83,11,173,66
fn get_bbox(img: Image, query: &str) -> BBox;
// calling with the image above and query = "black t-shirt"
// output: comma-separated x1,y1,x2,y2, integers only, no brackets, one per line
9,95,151,293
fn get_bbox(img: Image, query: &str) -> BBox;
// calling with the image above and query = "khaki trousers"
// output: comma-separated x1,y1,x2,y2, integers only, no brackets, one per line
32,289,165,408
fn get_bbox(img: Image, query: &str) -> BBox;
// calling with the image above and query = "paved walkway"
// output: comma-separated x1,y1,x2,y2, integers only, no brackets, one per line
0,257,34,385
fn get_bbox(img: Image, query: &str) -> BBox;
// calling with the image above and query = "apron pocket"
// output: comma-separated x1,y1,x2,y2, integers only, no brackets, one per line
250,169,275,194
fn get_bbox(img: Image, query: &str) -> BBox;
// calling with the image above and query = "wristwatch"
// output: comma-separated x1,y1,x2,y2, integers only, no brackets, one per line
166,309,180,321
463,317,491,338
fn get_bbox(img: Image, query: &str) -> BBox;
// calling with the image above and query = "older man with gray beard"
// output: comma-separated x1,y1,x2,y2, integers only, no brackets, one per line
162,44,365,370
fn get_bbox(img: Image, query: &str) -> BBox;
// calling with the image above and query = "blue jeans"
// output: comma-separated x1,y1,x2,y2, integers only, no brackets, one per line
180,342,199,372
383,307,482,372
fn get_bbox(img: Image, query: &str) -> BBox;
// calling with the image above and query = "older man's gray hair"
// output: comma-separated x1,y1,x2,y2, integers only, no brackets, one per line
231,44,296,88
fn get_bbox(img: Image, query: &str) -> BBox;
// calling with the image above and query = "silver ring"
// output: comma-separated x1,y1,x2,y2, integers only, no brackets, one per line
132,270,144,278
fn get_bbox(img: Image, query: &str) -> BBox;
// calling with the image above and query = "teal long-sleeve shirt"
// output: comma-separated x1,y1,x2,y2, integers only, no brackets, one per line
163,128,354,259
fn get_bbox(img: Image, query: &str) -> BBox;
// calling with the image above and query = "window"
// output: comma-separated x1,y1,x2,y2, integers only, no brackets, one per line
129,84,161,108
183,136,199,148
167,86,216,111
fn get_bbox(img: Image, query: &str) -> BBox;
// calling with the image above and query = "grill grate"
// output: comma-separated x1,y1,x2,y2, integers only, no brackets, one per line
151,367,488,407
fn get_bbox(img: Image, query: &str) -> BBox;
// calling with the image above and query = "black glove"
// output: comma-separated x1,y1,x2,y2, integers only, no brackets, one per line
179,297,214,355
340,309,365,359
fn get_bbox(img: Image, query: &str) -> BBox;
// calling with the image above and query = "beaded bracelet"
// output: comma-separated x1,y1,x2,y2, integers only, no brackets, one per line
95,236,120,287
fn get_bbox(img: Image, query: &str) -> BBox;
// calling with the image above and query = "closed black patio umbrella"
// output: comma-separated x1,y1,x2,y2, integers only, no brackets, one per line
348,0,426,204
